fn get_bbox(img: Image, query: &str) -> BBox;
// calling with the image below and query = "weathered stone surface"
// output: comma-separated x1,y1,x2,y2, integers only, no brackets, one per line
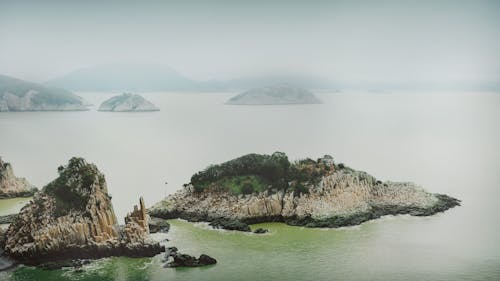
4,157,164,266
0,157,37,198
150,157,460,229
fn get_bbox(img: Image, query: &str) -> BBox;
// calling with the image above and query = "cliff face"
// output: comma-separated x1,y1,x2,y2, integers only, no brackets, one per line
150,157,460,228
0,157,36,198
4,157,163,264
98,93,159,112
0,74,88,112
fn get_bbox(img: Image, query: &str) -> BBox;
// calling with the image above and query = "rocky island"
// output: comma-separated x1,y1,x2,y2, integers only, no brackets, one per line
2,157,164,266
150,152,460,230
0,157,37,198
0,74,88,111
98,93,159,112
226,85,322,105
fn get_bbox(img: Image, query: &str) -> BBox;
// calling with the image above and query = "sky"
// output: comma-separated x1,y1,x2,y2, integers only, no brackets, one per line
0,0,499,86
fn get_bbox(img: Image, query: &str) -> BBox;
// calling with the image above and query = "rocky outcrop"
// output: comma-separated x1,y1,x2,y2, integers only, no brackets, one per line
148,217,170,233
0,157,37,198
226,85,321,105
4,157,164,265
98,93,159,112
0,74,88,111
164,247,217,268
150,155,460,229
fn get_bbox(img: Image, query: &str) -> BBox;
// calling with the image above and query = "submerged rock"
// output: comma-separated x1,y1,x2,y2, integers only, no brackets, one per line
98,93,159,112
4,157,164,266
226,85,321,105
253,228,268,234
150,153,460,229
0,157,37,198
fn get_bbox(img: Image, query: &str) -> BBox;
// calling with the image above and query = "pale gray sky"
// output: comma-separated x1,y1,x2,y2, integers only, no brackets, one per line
0,0,499,85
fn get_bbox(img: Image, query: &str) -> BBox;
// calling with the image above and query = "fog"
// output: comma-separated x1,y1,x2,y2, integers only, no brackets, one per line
1,0,499,88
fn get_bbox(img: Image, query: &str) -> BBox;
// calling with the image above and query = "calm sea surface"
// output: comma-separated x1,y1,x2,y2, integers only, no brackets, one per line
0,92,499,281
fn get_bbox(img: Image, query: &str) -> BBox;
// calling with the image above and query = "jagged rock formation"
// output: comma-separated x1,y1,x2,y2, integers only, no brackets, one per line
98,93,159,112
226,85,322,105
150,153,460,229
4,157,163,265
0,157,37,198
0,74,88,111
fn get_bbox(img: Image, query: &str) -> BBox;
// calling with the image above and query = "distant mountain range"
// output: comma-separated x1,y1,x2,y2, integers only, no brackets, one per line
45,64,337,92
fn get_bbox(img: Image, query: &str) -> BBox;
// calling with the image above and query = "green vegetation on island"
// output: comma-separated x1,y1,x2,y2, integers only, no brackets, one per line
190,152,333,195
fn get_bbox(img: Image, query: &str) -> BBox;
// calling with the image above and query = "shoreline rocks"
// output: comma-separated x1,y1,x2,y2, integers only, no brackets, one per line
0,157,37,199
3,157,164,266
150,154,460,230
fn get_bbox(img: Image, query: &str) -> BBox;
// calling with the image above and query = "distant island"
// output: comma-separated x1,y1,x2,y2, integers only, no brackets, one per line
0,157,37,198
150,152,460,231
0,74,88,111
226,85,322,105
98,93,159,112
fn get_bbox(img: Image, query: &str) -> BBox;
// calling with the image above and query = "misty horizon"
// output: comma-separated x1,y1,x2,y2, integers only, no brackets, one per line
1,0,499,89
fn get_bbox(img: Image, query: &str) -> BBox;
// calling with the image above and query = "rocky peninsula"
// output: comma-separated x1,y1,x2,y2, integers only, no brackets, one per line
150,152,460,230
226,85,321,105
98,93,159,112
2,157,164,266
0,74,88,111
0,157,37,198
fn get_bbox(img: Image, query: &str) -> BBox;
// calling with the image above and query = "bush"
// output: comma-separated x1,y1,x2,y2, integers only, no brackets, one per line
44,157,98,217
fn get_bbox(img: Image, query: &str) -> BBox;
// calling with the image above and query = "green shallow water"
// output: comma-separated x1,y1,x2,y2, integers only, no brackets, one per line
0,198,31,216
1,92,500,280
2,216,500,281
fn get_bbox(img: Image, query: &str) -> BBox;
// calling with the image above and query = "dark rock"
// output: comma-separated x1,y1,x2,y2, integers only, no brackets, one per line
149,217,170,233
0,214,18,224
165,250,217,268
37,259,91,270
0,249,17,271
209,218,251,232
253,228,268,234
198,254,217,265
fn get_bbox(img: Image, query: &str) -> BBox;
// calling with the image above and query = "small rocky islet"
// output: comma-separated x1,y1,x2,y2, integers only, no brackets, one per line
149,152,460,231
1,157,164,268
0,157,215,271
98,93,159,112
